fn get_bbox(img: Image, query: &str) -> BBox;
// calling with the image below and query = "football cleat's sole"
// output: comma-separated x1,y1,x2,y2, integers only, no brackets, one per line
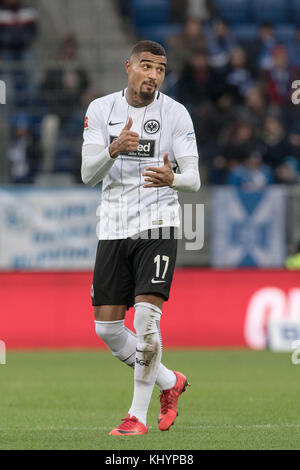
109,430,148,436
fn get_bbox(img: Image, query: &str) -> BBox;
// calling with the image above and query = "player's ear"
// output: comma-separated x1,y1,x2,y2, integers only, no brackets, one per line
125,59,130,75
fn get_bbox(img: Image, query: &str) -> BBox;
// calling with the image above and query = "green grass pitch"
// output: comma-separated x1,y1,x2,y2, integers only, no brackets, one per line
0,349,299,450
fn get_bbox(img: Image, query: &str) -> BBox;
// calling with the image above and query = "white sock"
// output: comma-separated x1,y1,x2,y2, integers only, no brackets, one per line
95,320,136,367
128,302,163,425
95,320,176,390
128,381,153,426
157,364,176,390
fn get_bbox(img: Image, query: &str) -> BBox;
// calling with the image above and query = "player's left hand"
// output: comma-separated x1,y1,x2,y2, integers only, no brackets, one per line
142,153,174,188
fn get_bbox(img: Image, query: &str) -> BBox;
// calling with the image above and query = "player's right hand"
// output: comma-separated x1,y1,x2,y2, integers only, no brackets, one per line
109,117,139,158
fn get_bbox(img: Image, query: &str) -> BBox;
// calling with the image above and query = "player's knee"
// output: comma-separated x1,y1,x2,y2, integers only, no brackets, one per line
133,302,162,337
94,320,124,349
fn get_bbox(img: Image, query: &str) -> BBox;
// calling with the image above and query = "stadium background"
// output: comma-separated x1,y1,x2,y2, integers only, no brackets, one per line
1,0,300,351
2,0,300,452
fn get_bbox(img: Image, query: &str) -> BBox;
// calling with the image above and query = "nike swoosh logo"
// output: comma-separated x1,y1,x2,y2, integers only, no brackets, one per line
136,348,153,353
151,279,166,284
109,121,123,126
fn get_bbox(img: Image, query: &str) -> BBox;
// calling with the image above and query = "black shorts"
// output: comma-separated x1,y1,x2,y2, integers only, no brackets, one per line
91,227,177,309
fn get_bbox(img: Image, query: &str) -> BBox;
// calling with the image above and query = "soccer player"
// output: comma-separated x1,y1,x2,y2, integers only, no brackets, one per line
81,40,200,436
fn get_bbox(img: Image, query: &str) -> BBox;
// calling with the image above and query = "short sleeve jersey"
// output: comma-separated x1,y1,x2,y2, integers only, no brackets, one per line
83,89,198,239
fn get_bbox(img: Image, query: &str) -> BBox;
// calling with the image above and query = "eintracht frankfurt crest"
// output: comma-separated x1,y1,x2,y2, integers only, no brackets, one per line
144,119,160,134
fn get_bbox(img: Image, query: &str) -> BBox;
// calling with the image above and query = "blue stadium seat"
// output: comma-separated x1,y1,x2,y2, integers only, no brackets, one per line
290,0,300,25
130,0,170,31
232,24,259,43
214,0,250,24
250,0,289,25
275,25,296,45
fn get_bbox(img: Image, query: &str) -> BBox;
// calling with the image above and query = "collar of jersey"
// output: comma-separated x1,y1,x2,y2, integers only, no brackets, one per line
122,88,159,109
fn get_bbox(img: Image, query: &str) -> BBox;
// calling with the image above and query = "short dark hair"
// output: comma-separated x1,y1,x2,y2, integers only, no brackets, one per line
130,40,166,58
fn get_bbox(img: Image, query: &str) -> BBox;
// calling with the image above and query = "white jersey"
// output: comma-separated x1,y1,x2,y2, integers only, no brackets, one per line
83,89,198,239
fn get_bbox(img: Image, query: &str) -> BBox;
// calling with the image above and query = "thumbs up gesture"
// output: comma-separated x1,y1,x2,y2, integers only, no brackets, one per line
109,117,139,159
123,116,133,131
142,152,174,188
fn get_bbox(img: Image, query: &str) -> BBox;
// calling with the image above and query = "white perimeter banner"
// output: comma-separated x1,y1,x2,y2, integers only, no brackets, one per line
0,187,100,269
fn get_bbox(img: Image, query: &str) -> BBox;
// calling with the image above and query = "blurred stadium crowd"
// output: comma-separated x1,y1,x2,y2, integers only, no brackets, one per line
0,0,97,184
1,0,300,189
